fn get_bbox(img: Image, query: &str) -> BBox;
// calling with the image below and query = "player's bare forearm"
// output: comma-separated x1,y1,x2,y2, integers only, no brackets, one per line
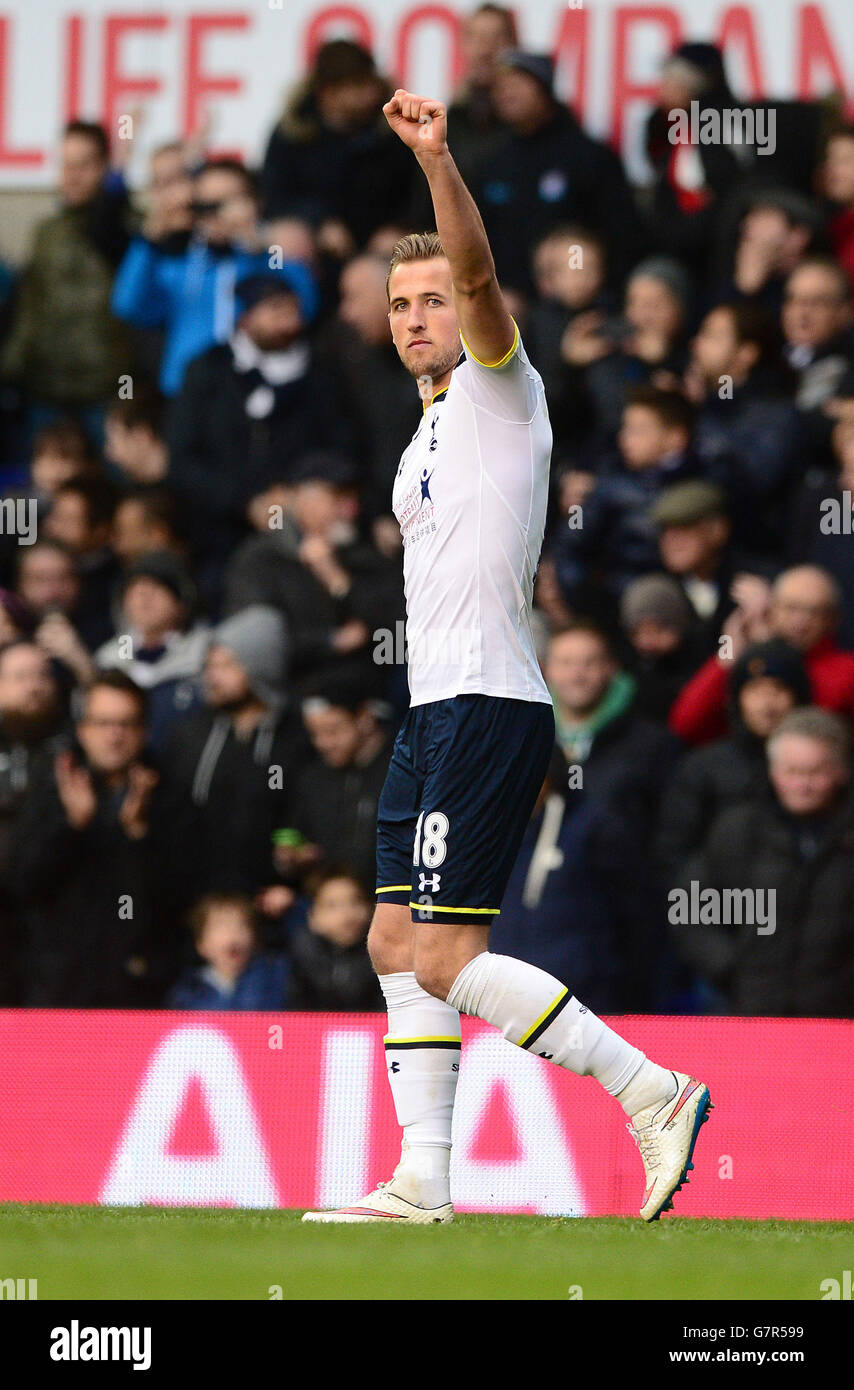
383,89,515,363
417,147,494,295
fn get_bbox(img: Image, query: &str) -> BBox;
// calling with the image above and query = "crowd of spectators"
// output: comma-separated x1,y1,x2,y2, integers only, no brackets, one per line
2,6,854,1015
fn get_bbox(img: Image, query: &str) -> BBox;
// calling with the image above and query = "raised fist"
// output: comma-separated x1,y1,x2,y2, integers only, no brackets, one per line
383,90,447,156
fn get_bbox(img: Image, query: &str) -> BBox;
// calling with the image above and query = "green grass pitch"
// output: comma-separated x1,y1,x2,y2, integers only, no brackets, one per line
0,1205,849,1299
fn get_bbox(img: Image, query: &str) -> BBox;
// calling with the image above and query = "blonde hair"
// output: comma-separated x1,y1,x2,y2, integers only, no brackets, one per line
386,231,445,301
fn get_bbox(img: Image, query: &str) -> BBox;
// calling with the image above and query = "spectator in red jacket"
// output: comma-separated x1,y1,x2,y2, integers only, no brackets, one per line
669,564,854,743
822,126,854,291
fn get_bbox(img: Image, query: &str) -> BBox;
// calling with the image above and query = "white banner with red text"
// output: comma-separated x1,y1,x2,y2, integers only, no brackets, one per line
0,1,852,187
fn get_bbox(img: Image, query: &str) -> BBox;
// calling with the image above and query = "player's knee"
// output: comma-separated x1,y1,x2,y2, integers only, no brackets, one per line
413,955,455,1002
367,906,412,976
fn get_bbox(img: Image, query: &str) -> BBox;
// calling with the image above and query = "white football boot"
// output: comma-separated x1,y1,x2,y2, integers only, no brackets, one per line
628,1071,713,1222
302,1145,454,1224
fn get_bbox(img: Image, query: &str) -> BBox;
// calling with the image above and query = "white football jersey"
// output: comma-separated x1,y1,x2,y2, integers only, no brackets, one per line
392,322,553,707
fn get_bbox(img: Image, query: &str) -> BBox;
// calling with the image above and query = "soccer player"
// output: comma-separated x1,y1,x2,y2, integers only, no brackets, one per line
303,91,712,1225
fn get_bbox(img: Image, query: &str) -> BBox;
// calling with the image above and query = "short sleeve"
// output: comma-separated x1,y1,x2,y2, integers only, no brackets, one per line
455,321,542,422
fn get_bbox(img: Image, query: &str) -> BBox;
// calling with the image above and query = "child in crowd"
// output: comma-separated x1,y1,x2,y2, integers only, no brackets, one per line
287,866,382,1011
551,386,698,612
167,893,289,1010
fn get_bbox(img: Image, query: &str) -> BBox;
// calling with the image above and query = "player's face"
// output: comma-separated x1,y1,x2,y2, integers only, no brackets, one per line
388,258,462,389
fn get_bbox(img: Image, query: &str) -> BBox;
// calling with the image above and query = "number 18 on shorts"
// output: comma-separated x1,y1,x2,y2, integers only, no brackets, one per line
375,693,556,926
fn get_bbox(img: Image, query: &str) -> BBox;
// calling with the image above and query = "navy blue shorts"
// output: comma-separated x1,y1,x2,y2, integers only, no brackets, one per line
376,694,556,925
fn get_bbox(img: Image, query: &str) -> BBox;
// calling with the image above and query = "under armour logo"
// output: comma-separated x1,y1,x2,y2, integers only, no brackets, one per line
418,872,441,893
389,1060,400,1073
538,1051,554,1060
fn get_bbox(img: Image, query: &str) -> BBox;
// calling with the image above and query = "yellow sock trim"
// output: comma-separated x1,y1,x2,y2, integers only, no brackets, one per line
383,1035,462,1046
408,903,500,914
517,987,569,1048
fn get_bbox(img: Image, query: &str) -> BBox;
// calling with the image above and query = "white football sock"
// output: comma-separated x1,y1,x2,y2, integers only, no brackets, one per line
379,972,461,1205
446,953,674,1115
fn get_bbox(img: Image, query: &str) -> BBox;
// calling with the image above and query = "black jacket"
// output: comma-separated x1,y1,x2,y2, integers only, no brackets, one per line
555,698,681,840
10,754,179,1006
473,108,645,293
289,737,392,891
167,341,356,571
550,450,702,603
656,725,770,880
261,96,415,246
643,100,743,276
675,788,854,1016
491,789,663,1012
693,376,807,559
160,705,309,902
287,924,382,1011
627,638,710,723
223,523,404,691
322,325,422,519
0,723,68,1003
788,471,854,647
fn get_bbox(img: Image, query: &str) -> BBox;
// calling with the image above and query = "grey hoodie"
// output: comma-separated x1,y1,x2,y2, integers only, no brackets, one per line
211,604,290,711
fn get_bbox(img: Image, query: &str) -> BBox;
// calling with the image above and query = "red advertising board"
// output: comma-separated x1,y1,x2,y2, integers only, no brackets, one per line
0,1011,851,1218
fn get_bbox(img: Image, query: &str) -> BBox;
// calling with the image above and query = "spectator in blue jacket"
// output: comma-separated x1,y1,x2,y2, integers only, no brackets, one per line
167,892,289,1010
112,158,318,395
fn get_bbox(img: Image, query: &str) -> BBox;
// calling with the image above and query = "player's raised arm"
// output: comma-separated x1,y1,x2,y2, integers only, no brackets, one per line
383,89,516,367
